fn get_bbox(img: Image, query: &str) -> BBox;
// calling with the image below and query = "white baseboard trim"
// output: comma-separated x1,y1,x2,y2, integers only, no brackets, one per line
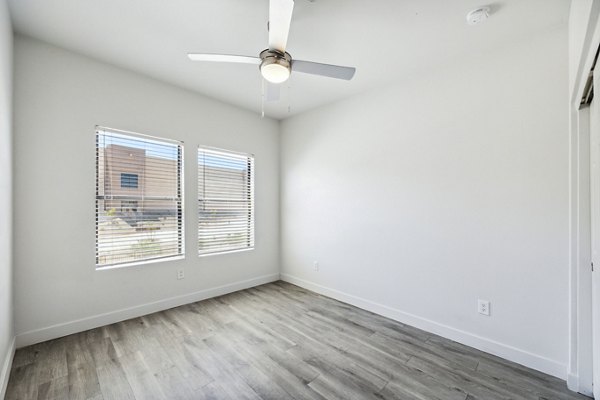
567,373,578,392
281,273,567,380
16,273,280,348
0,337,16,400
568,371,594,397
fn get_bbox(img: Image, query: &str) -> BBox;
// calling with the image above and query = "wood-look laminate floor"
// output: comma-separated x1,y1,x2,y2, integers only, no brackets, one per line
5,281,590,400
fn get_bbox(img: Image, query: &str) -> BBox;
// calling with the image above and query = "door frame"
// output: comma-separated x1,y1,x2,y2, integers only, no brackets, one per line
572,103,594,396
589,82,600,398
569,1,600,396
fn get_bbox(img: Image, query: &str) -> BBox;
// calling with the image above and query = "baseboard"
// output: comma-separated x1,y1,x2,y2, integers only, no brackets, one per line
567,372,578,392
0,337,16,400
281,273,567,380
16,273,280,348
568,371,594,397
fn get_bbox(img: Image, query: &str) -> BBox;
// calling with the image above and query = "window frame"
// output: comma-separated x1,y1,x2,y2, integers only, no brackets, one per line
95,126,185,269
197,145,255,257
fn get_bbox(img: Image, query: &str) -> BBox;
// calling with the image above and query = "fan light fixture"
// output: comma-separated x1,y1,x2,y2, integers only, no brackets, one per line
260,49,291,84
261,63,290,83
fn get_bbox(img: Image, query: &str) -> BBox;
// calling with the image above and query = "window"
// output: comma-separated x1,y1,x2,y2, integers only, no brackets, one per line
120,173,139,188
198,147,254,255
96,127,184,267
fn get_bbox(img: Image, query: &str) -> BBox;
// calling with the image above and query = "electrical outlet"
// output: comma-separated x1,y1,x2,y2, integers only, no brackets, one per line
313,261,319,271
177,269,185,280
478,299,490,316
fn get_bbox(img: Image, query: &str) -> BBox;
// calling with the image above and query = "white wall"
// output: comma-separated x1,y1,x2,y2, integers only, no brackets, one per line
13,35,280,346
281,26,570,378
0,0,14,396
569,0,594,97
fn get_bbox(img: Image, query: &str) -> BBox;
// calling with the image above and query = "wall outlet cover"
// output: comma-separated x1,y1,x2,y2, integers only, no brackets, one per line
478,299,490,316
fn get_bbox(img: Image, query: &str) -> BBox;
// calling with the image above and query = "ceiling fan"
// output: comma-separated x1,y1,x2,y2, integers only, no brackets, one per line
187,0,356,100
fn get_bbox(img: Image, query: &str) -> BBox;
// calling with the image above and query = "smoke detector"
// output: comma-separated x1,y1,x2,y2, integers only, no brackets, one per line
466,7,490,25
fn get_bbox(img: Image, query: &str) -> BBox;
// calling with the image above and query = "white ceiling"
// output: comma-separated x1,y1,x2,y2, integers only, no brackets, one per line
8,0,570,119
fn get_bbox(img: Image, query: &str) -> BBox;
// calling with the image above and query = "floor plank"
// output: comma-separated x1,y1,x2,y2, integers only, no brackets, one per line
5,281,590,400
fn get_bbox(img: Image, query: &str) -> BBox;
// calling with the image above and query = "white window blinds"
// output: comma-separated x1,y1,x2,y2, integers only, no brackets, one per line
96,128,184,267
198,147,254,255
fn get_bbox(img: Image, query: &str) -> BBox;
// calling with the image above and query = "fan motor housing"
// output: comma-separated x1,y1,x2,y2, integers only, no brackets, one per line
260,49,292,66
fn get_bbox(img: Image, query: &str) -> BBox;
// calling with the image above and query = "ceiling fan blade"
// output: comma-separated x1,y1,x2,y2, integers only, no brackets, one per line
269,0,294,52
292,60,356,80
266,83,281,102
187,54,261,64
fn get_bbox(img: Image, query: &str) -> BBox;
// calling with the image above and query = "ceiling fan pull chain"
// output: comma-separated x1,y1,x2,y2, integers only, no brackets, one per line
261,78,266,118
288,79,292,114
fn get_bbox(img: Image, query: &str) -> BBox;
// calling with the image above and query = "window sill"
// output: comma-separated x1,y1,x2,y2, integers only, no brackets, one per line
96,255,185,271
198,247,254,258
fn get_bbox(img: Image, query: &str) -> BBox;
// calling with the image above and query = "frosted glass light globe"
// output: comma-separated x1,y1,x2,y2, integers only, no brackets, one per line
261,62,290,84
